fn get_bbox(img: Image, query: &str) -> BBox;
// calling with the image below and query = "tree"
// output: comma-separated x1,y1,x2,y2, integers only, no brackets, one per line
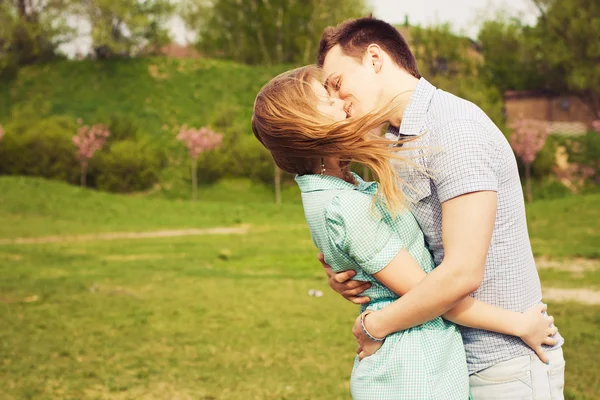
509,118,551,202
593,113,600,133
0,124,4,142
73,121,110,187
81,0,174,58
531,0,600,115
177,125,223,201
411,23,476,79
183,0,369,65
477,18,546,92
0,0,75,74
478,1,600,115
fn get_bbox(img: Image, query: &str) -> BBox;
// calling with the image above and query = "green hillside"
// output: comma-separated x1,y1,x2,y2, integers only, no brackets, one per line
0,57,289,138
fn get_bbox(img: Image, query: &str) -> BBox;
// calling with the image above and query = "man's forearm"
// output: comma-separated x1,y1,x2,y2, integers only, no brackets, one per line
368,259,476,337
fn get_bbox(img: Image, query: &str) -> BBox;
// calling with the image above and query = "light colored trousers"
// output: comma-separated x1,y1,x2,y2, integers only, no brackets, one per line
469,348,565,400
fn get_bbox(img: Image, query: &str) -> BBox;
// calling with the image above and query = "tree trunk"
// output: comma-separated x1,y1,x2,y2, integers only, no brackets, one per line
525,162,532,203
80,162,87,187
17,0,26,18
192,157,198,201
275,6,283,64
274,164,281,206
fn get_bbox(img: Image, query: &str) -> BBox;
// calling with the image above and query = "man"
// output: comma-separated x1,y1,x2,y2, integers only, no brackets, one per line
316,17,565,399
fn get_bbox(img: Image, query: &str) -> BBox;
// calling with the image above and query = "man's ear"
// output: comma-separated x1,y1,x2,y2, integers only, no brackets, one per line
367,44,383,73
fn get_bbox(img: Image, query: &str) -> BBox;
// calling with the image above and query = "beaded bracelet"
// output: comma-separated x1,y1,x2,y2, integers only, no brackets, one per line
360,311,385,343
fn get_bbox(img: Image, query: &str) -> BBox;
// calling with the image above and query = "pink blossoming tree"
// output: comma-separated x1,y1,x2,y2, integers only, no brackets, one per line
73,122,110,187
509,118,551,202
177,125,223,201
0,124,4,142
593,112,600,133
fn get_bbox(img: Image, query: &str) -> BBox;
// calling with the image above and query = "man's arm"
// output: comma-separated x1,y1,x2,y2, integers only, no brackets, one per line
352,243,557,362
319,252,371,305
364,190,497,337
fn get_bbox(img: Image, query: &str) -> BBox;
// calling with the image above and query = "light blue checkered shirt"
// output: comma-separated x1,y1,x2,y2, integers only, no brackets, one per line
387,78,564,374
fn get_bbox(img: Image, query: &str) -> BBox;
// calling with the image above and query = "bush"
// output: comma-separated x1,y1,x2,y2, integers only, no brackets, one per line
530,136,559,179
0,116,80,183
529,177,572,201
187,134,276,185
94,140,161,193
565,132,600,183
227,134,277,184
192,145,230,184
104,114,140,144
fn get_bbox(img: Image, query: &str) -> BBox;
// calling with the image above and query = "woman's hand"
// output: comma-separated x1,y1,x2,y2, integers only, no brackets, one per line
517,303,559,364
352,311,385,360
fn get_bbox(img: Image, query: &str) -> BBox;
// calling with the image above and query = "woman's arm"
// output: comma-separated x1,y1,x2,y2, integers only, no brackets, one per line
356,248,557,362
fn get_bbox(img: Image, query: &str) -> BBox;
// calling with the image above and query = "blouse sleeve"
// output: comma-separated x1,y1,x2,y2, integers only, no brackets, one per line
324,191,404,275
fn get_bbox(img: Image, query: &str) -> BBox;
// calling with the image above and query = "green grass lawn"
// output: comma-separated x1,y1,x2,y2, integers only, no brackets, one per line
0,177,598,399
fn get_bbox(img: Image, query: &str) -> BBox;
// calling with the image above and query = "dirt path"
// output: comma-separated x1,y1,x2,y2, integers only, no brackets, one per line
543,288,600,305
0,225,250,245
536,257,599,277
536,257,600,304
2,233,598,305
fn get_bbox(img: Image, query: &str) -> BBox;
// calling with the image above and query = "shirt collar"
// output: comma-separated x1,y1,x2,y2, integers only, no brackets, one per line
295,172,377,194
386,77,436,137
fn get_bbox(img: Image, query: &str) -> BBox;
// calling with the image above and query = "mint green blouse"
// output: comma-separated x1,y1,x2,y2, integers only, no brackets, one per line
296,172,436,309
295,172,471,400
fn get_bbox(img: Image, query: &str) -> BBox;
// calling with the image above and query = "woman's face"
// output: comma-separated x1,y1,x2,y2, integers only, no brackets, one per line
311,79,348,122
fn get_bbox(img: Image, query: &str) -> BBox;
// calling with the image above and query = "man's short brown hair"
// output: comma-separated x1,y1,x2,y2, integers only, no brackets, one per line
317,17,421,79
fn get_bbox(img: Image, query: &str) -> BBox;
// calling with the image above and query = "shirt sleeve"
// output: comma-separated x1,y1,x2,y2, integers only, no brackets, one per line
324,191,403,275
429,119,500,203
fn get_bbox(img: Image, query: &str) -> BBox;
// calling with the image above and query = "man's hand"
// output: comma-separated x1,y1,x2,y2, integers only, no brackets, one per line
352,311,384,360
318,252,371,304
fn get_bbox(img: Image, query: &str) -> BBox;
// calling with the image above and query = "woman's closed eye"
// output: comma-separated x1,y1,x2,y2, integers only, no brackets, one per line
324,76,341,95
333,77,341,91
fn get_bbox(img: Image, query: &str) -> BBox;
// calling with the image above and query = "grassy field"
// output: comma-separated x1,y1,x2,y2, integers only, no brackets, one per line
0,177,599,399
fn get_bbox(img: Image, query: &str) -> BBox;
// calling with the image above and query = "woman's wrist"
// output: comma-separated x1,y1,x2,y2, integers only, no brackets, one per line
364,309,389,339
509,312,527,337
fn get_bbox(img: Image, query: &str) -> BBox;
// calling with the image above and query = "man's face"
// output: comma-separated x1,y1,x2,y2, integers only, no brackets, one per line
322,45,381,119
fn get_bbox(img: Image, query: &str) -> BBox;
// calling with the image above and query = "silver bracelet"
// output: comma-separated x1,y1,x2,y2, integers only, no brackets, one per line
360,311,385,343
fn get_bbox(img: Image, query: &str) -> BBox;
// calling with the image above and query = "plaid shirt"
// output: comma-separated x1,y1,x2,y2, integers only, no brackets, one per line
386,78,564,374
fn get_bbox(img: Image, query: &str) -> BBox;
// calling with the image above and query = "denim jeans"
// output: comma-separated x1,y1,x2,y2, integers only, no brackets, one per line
469,348,565,400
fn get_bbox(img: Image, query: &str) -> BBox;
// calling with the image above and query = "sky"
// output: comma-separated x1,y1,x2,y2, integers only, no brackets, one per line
60,0,540,57
368,0,539,37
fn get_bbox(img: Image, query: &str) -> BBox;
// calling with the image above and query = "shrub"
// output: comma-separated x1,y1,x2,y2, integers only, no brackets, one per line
0,116,80,182
530,136,559,179
193,146,230,184
566,132,600,182
529,177,573,201
94,140,162,193
227,134,277,185
188,134,276,185
105,114,140,144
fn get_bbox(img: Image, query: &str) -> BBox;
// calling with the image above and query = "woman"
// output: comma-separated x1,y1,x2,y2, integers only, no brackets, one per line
251,66,557,399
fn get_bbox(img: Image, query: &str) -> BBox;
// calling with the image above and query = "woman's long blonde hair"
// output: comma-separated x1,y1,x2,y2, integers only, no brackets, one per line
251,65,416,213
